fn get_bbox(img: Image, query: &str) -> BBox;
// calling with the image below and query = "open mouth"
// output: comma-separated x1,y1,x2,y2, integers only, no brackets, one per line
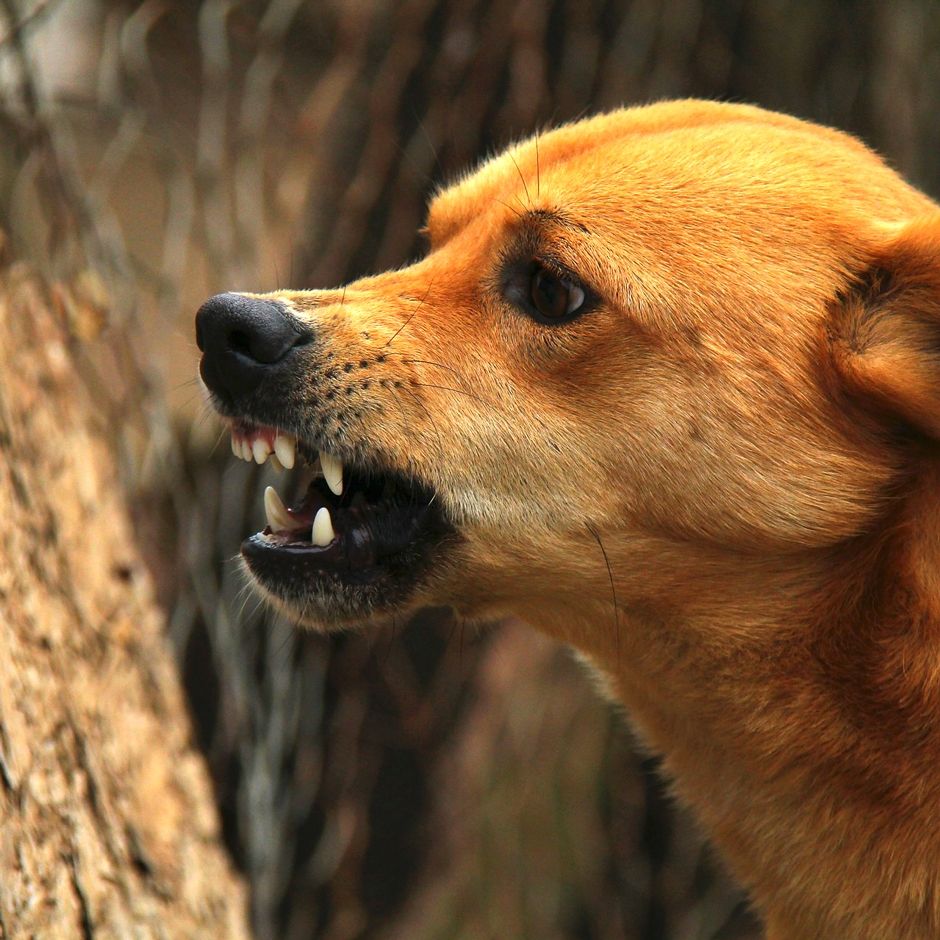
230,421,449,618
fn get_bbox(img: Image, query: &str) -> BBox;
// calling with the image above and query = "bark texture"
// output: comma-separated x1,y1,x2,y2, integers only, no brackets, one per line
0,258,248,939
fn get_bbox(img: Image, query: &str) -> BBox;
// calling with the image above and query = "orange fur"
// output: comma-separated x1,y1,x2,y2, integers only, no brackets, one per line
229,101,940,938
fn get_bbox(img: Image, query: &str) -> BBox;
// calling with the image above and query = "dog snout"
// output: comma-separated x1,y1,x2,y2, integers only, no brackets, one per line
196,292,311,401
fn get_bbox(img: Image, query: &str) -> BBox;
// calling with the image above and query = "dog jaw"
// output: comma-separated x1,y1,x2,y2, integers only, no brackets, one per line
202,100,940,938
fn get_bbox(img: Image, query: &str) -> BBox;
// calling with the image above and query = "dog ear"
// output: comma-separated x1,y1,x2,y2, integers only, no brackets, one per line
831,213,940,438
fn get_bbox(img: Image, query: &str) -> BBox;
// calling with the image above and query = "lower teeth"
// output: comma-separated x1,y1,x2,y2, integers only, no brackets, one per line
311,507,335,546
263,486,294,531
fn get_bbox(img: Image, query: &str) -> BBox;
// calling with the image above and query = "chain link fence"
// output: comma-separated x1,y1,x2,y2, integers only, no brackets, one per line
2,2,938,938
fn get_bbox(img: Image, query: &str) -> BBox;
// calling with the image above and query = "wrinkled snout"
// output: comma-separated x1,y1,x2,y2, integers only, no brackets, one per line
195,292,311,402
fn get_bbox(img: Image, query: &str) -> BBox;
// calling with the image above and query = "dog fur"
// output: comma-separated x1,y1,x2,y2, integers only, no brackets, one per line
221,101,940,938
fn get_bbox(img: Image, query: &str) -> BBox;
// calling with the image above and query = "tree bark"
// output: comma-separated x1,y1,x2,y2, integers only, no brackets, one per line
0,258,248,938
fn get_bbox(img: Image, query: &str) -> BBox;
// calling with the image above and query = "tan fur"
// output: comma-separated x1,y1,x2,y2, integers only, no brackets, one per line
242,101,940,937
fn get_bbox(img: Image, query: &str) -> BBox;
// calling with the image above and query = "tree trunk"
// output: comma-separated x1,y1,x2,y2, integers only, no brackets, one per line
0,257,248,938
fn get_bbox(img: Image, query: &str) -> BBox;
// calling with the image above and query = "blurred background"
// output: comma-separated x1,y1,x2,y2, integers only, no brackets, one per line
1,2,938,938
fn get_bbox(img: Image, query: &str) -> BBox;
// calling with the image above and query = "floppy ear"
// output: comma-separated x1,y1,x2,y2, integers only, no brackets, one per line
832,213,940,438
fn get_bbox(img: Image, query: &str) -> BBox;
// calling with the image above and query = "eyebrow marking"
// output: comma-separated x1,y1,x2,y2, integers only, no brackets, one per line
424,198,590,252
518,207,590,235
498,214,591,284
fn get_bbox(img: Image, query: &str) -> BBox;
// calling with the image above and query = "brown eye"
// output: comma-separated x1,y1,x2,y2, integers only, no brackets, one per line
530,266,586,320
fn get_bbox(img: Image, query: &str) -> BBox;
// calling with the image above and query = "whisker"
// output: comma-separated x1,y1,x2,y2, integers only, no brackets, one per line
232,577,256,611
586,522,621,666
193,403,220,432
395,384,446,470
194,405,221,429
235,582,263,625
412,107,442,178
383,279,434,348
496,198,524,220
508,150,531,207
170,387,209,416
382,615,400,666
381,352,468,383
274,615,297,660
207,424,229,459
535,132,540,199
171,376,201,392
409,382,499,409
445,615,458,650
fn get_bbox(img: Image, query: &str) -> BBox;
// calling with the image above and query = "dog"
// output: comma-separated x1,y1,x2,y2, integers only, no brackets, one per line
196,100,940,939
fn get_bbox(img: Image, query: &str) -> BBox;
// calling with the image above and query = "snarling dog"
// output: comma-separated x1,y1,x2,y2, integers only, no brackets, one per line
197,100,940,939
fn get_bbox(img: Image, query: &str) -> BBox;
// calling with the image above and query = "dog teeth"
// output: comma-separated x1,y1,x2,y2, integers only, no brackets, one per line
311,507,335,546
252,438,271,464
230,427,298,470
230,430,340,496
320,451,344,496
263,486,293,531
273,432,296,469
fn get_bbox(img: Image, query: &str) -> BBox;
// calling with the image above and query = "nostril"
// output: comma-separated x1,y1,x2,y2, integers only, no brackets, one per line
229,315,304,365
196,291,314,399
228,329,254,357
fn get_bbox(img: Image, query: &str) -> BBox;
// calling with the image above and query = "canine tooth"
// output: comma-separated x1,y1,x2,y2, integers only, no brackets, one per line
252,438,271,464
320,451,343,496
270,456,284,473
273,432,296,469
263,486,293,531
311,507,335,546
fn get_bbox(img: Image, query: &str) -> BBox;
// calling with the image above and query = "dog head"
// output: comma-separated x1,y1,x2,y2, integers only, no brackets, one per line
197,100,940,648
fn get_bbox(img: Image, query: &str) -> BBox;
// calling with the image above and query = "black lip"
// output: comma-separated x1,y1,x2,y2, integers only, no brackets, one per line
242,532,387,587
239,452,451,616
242,495,444,576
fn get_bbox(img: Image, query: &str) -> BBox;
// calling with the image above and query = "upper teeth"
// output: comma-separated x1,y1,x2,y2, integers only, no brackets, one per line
273,433,296,469
252,438,271,464
231,428,297,467
320,451,344,496
230,427,344,497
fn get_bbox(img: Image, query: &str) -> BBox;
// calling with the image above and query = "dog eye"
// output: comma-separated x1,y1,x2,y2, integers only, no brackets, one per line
530,266,586,321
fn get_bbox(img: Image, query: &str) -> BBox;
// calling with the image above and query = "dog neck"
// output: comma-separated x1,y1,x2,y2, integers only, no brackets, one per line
518,468,940,939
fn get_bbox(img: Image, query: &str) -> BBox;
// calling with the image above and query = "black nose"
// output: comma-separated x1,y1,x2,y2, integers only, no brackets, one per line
196,292,310,401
